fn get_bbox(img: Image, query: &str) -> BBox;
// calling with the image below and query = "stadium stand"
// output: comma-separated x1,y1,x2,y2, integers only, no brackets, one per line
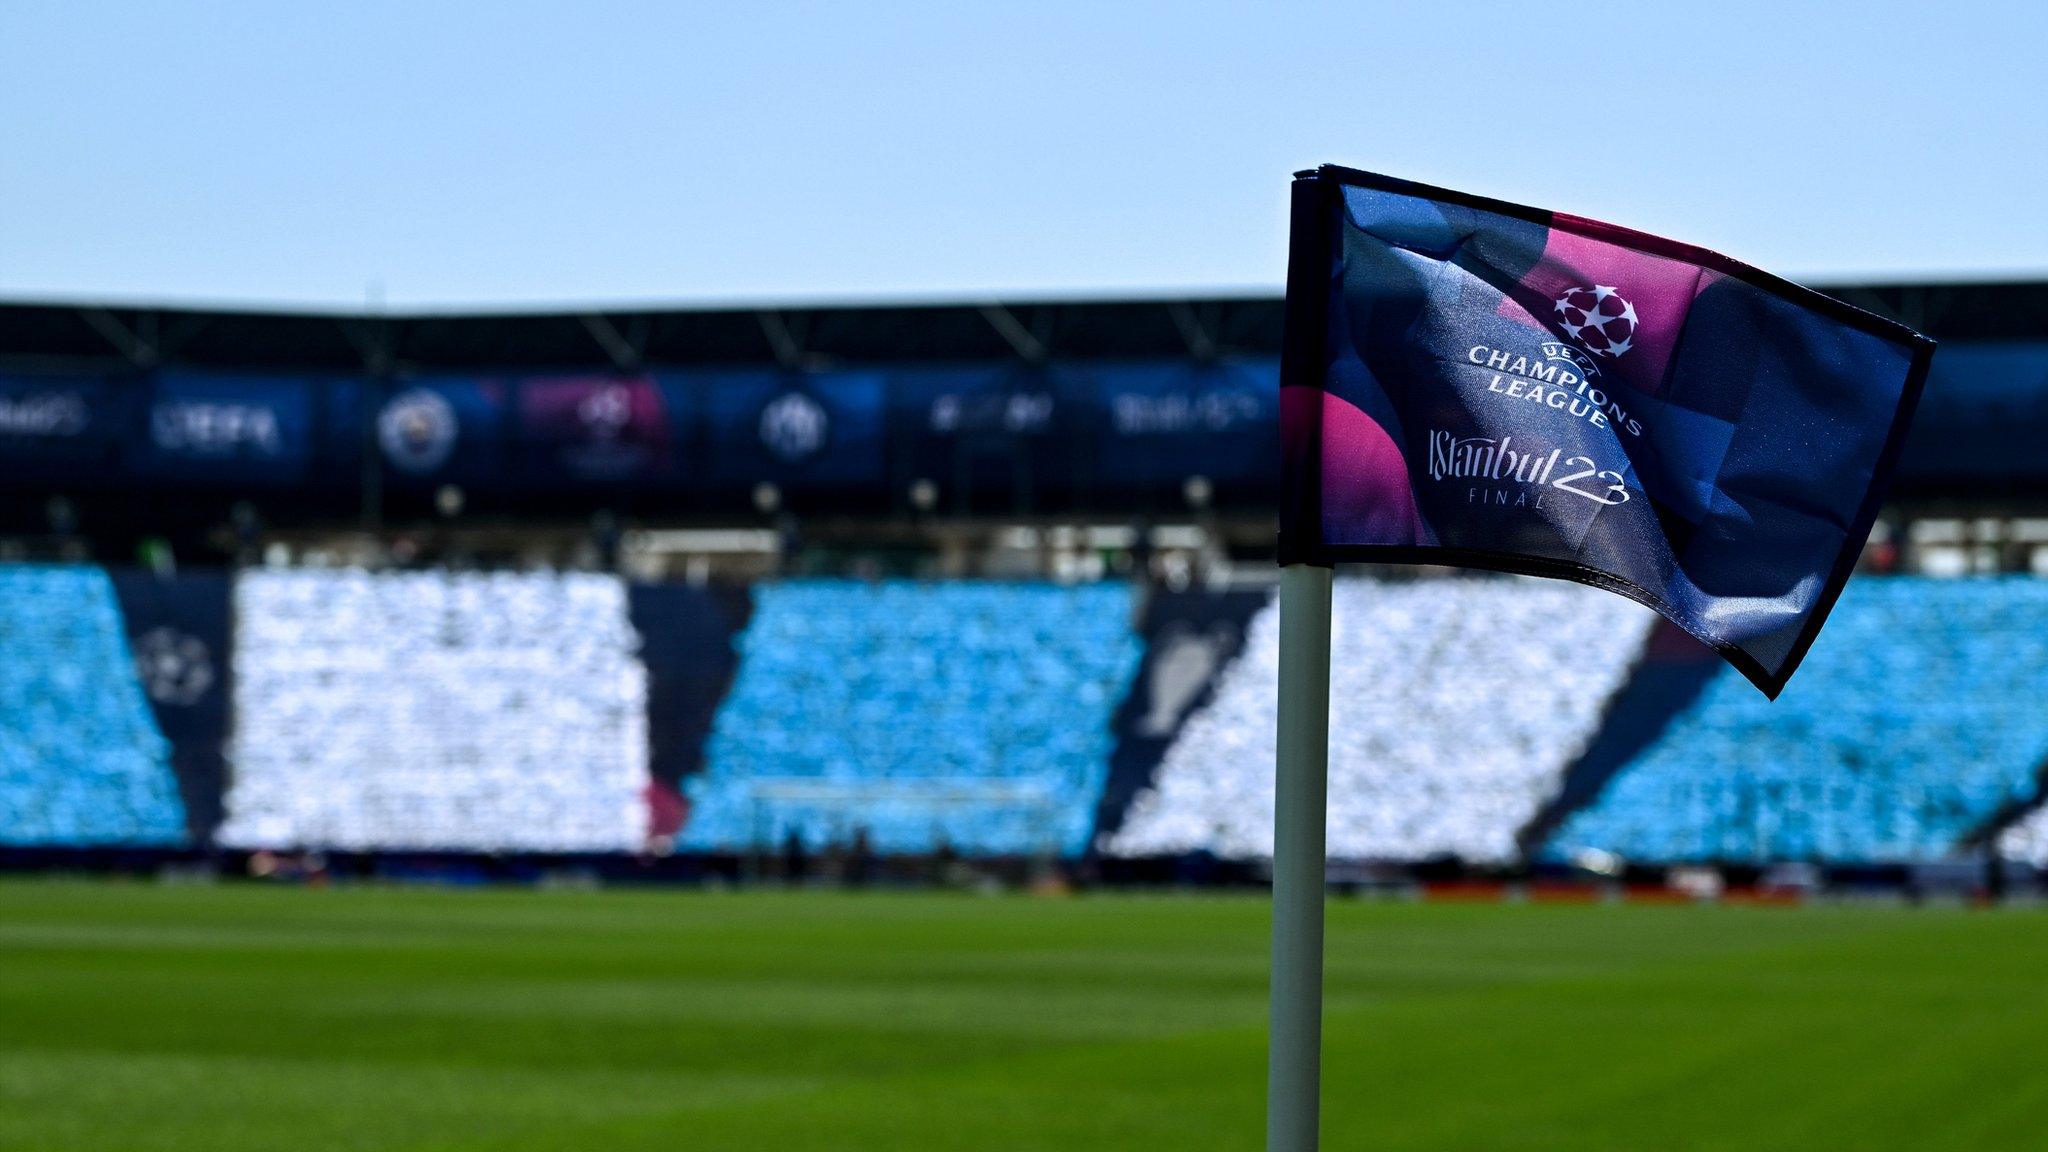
1546,577,2048,864
680,579,1142,856
1108,575,1654,862
0,565,186,846
0,286,2044,882
216,569,651,853
1,563,2046,870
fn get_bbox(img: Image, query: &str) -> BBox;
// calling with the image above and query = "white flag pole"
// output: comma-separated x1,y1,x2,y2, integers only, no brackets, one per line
1268,561,1334,1152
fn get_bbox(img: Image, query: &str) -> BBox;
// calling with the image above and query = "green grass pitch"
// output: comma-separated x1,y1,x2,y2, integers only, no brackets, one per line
1,881,2045,1151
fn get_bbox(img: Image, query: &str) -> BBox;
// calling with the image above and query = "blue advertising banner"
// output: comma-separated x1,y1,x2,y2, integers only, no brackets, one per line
1895,342,2048,485
889,364,1058,441
512,374,687,486
1078,359,1279,493
134,373,316,485
303,377,368,488
886,364,1066,508
0,373,131,484
698,369,886,491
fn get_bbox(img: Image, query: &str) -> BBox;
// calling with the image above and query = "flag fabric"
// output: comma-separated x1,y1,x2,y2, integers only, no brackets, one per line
1278,165,1934,697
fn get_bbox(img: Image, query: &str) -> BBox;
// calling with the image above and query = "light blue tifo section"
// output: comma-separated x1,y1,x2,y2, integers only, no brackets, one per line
0,565,185,846
682,580,1142,857
1547,577,2048,865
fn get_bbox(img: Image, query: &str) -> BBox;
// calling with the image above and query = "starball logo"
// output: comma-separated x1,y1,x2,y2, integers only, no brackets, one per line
576,383,635,441
1553,286,1637,359
131,627,215,706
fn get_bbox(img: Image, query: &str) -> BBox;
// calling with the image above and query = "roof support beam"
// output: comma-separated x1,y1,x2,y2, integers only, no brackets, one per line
579,312,643,372
154,314,211,363
1168,300,1217,361
337,317,396,377
978,303,1046,363
756,310,807,369
79,308,157,368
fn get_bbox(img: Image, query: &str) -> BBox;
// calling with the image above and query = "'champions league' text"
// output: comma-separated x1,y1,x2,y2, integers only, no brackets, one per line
1466,344,1645,437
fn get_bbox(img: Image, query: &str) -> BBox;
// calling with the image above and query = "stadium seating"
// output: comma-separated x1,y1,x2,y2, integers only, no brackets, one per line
216,569,650,852
680,579,1141,856
8,559,2043,869
1521,620,1724,852
1108,575,1653,862
1547,577,2048,864
0,565,186,846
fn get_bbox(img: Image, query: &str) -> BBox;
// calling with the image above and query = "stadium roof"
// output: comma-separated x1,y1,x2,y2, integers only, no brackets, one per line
0,279,2040,374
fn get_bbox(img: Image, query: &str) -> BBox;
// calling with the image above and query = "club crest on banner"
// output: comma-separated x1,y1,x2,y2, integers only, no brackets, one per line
759,390,829,463
377,388,459,473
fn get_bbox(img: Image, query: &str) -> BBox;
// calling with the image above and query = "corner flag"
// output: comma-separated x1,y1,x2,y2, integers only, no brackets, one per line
1278,165,1934,698
1264,166,1934,1152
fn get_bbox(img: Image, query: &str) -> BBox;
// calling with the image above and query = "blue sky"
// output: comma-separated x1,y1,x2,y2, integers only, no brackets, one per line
2,2,2042,309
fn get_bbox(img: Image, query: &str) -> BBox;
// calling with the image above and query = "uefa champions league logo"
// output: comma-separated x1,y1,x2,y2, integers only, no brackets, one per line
377,388,459,473
132,626,215,707
576,383,634,441
1553,286,1638,359
759,391,829,462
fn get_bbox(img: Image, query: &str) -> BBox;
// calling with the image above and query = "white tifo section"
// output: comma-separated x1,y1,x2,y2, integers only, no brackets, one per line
218,570,650,852
1109,575,1654,863
1997,808,2048,866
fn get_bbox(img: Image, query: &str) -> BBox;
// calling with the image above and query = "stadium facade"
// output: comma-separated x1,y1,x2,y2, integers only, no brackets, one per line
0,284,2044,887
